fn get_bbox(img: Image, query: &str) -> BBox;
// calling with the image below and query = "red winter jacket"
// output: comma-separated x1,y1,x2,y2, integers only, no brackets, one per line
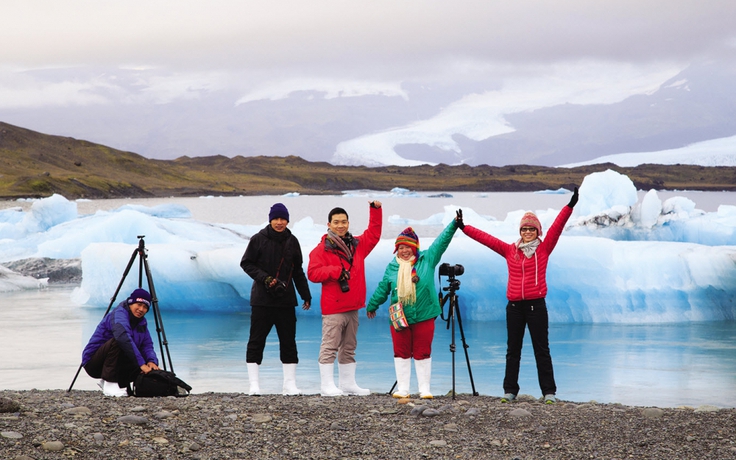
462,205,572,301
308,206,382,315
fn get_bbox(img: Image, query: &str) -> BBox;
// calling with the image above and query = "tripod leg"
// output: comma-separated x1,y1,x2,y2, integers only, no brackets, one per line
67,245,142,392
448,296,457,400
141,245,174,373
454,299,479,396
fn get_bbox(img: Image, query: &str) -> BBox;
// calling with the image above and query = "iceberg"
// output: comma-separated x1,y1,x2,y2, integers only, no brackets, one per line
1,169,736,323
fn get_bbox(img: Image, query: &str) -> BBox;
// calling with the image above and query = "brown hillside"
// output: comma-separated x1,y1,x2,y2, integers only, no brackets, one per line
1,121,735,199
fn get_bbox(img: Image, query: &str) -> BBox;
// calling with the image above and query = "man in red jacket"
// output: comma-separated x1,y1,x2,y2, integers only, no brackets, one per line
308,201,382,396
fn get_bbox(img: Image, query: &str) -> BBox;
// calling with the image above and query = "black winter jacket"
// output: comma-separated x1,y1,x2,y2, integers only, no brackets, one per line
240,225,311,308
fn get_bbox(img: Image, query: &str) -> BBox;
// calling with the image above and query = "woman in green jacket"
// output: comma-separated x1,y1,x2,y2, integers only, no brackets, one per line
366,218,459,399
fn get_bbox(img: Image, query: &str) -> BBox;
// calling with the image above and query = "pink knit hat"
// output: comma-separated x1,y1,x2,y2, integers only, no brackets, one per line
519,212,543,236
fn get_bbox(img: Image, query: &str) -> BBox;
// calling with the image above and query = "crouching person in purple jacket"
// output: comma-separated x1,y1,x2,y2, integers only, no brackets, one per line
82,288,160,397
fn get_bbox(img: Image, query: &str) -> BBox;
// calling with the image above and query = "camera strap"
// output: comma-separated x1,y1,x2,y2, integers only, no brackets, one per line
273,239,293,284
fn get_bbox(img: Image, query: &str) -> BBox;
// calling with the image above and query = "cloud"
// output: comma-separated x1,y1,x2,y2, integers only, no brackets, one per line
0,68,112,109
235,79,408,104
3,1,736,74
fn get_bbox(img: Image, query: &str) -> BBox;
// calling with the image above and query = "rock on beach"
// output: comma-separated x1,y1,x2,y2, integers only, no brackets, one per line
0,389,734,459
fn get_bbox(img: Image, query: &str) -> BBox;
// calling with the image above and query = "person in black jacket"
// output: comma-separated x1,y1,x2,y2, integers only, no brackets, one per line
240,203,312,395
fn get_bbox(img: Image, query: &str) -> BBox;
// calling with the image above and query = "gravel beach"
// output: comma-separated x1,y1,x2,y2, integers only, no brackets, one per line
1,390,735,459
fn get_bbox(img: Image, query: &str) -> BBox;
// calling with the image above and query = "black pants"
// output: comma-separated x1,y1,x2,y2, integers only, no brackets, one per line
84,338,141,387
246,306,298,364
503,298,556,396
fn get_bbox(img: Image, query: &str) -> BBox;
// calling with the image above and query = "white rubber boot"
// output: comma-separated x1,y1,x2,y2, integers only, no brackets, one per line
415,357,433,399
282,363,301,395
101,380,128,397
319,362,343,397
392,358,412,398
338,362,370,395
247,362,261,395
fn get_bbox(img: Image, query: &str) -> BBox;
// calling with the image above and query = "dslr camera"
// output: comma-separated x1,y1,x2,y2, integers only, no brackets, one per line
267,278,288,297
439,263,464,278
338,269,351,293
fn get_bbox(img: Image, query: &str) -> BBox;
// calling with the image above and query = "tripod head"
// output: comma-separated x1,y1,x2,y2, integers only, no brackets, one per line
439,262,463,296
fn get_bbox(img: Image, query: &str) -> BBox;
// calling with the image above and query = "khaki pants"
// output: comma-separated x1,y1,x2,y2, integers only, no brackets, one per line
318,310,359,364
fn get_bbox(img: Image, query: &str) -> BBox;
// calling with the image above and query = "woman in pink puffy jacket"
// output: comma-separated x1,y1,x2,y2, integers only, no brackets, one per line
456,187,578,404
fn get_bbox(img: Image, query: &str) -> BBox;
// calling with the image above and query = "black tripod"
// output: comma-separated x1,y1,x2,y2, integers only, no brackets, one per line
67,235,174,392
439,271,478,400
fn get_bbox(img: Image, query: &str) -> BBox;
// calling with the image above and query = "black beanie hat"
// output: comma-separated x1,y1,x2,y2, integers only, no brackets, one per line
269,203,290,222
127,288,152,308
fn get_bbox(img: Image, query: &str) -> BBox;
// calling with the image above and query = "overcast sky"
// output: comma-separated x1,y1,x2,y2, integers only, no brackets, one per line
2,1,736,163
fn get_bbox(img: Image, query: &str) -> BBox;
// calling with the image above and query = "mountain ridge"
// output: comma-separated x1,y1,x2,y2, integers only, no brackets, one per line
1,121,735,200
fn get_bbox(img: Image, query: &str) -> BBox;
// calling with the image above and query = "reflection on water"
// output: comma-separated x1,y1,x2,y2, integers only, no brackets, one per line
2,287,735,408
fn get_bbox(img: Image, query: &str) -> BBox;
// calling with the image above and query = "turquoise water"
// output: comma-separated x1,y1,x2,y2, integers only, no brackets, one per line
91,306,736,408
2,286,735,408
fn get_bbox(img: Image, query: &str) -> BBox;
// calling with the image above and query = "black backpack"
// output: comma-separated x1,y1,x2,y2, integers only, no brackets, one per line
127,369,192,397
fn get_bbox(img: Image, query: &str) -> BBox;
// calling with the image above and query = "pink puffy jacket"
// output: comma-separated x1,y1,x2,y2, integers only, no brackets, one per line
462,205,572,301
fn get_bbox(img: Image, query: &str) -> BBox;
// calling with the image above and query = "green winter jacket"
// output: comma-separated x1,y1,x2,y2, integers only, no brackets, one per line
367,220,458,325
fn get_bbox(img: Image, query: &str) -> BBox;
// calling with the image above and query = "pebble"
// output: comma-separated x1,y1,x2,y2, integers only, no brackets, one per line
62,406,91,415
642,408,665,419
0,397,21,413
330,421,348,430
252,413,272,423
188,442,202,451
695,405,720,413
410,405,428,415
0,390,734,460
42,440,64,451
116,415,148,424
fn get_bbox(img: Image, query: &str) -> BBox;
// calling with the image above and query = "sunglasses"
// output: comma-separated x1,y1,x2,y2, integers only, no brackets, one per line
520,227,538,233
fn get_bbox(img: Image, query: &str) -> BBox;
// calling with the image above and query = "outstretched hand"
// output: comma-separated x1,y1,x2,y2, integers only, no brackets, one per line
455,209,465,229
567,187,579,209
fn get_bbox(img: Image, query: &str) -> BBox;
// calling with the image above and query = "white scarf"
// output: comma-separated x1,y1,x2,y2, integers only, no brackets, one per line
395,255,417,305
517,238,540,258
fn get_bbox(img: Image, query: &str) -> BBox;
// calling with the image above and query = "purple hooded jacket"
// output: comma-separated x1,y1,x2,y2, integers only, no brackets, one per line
82,302,158,367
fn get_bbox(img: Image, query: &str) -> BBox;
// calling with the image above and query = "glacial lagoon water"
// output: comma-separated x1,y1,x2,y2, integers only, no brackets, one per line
2,191,736,408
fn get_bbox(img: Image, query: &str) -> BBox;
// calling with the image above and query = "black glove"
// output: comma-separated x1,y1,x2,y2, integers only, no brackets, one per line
455,209,465,229
567,187,579,209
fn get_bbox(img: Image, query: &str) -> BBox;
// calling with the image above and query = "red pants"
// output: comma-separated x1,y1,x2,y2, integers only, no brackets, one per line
390,318,435,360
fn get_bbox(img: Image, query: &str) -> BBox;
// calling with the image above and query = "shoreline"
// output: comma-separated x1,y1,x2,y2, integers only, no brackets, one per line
2,390,735,459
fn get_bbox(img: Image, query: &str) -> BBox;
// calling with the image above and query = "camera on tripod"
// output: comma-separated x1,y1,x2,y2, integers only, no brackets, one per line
439,263,464,278
436,261,478,398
